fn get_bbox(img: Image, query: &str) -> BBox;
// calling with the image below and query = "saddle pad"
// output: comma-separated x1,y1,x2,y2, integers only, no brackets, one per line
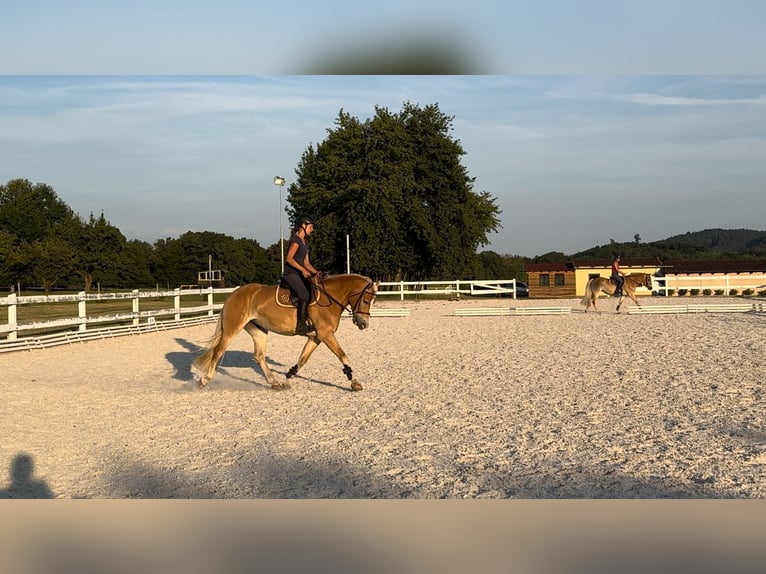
274,285,320,308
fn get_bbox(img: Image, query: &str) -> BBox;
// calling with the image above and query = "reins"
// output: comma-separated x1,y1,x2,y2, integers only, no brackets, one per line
621,273,651,292
312,277,375,317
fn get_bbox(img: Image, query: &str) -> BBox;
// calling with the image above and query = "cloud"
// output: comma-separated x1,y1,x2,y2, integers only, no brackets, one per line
621,93,766,106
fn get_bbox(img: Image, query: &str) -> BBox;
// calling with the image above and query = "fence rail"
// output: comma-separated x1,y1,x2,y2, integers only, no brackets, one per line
2,280,518,352
454,306,571,317
377,279,523,300
652,274,766,296
0,315,219,354
628,302,764,315
0,287,237,342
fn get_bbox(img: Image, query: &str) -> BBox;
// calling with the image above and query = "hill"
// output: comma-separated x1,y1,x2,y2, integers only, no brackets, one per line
657,228,766,253
567,228,766,261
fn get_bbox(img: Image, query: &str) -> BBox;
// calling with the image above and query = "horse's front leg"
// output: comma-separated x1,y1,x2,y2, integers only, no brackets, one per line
285,336,321,380
318,333,362,391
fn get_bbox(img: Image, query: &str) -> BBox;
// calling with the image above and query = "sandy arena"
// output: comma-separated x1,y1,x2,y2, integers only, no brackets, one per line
1,297,764,498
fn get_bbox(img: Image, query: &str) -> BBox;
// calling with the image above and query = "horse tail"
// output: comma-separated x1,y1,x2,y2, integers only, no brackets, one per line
192,310,225,375
581,279,593,307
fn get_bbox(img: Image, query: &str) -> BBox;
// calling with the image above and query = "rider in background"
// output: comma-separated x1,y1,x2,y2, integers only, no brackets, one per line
283,214,321,335
611,254,625,297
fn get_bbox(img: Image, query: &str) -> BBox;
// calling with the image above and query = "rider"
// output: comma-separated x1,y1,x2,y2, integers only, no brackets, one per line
283,214,321,335
611,254,625,297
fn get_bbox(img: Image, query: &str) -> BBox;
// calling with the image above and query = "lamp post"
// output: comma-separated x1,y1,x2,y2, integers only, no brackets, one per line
273,176,286,273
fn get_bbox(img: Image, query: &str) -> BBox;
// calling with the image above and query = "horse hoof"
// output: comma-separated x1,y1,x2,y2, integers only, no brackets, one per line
271,382,290,391
351,381,363,391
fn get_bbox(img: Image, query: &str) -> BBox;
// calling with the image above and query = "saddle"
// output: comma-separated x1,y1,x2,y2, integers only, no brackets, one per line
275,278,320,308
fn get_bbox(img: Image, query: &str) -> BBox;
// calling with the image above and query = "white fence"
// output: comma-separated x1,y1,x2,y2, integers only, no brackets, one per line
376,279,523,301
0,280,520,352
0,287,237,344
652,274,766,296
628,302,765,315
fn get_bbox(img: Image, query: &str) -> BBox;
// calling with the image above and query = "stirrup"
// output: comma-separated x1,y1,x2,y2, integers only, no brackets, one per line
295,321,315,335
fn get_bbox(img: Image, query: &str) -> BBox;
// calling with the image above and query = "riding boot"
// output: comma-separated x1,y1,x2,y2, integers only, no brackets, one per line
295,300,314,335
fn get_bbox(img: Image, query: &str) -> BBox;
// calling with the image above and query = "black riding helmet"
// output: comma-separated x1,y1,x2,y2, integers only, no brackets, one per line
296,214,316,228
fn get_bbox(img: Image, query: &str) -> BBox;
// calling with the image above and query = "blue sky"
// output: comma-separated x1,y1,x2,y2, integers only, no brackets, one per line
1,3,765,257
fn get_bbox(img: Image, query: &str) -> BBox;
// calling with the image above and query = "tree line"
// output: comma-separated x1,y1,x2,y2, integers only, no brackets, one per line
0,178,279,291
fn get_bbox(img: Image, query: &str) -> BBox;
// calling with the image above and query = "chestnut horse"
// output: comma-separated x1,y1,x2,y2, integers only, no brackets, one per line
581,272,653,313
193,274,379,391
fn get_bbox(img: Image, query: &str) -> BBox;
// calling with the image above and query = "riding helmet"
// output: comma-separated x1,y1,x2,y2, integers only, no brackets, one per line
297,214,316,227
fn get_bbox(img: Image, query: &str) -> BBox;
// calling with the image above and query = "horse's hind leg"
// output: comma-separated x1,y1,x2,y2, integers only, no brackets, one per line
243,322,283,390
197,330,239,389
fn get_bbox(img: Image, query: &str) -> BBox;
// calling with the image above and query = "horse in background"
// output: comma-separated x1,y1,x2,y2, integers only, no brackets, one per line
581,272,653,313
193,274,379,391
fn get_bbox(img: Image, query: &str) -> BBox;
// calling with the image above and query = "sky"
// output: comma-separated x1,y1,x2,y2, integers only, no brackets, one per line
1,2,765,258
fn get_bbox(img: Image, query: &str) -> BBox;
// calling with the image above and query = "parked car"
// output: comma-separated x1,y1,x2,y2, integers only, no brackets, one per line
495,281,528,298
508,281,529,298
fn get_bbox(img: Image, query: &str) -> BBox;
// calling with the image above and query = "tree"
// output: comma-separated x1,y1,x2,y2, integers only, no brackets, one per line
61,212,128,291
0,179,77,243
531,251,569,263
27,238,76,292
287,103,501,280
0,230,24,291
476,251,529,280
149,231,276,288
117,240,156,288
634,233,641,244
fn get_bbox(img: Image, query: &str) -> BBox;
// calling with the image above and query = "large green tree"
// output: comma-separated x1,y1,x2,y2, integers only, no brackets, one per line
287,103,501,280
0,179,76,243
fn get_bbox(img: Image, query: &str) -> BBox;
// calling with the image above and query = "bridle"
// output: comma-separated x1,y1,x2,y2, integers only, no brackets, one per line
643,274,653,289
625,273,653,289
313,277,376,320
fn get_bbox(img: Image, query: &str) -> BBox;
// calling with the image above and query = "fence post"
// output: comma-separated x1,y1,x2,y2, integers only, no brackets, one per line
400,280,404,302
78,291,87,332
7,293,18,340
174,288,181,321
207,287,214,316
132,289,140,326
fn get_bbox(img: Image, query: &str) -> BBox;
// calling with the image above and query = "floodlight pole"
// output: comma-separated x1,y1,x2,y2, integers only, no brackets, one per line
274,176,286,273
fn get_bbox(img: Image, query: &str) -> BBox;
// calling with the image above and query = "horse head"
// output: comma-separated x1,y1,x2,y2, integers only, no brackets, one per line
643,273,653,290
349,279,379,329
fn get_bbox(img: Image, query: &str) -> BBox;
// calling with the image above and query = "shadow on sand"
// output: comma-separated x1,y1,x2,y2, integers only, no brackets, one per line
0,452,54,499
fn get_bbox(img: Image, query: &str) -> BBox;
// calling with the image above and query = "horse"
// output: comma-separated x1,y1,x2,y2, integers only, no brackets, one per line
193,273,379,391
581,272,653,313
